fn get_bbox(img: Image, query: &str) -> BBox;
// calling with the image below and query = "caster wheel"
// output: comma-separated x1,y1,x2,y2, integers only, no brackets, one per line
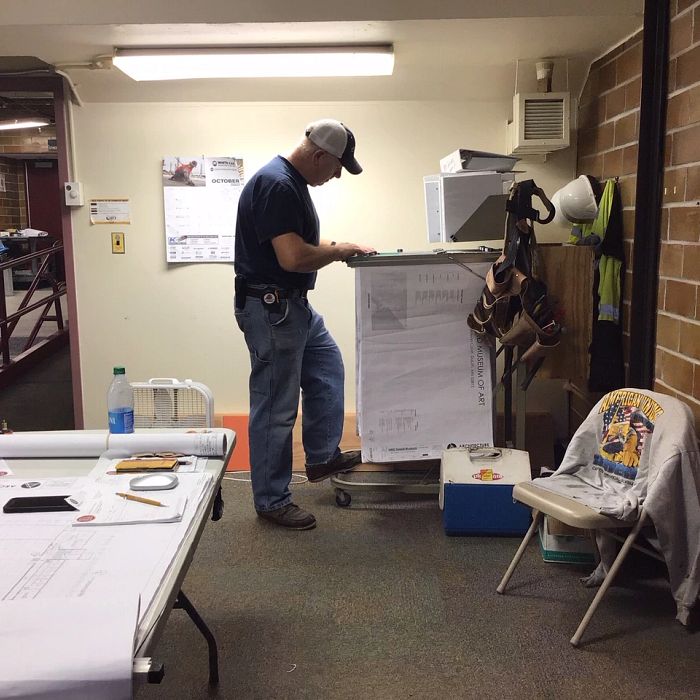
335,489,351,507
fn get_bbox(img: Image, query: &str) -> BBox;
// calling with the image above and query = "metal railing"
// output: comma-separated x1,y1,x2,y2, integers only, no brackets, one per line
0,241,68,381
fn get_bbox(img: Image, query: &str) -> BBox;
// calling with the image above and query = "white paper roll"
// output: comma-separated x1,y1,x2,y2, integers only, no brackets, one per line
0,433,108,458
107,431,227,456
0,431,228,458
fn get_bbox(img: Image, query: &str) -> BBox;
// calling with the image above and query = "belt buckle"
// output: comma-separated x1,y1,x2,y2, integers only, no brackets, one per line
262,288,280,305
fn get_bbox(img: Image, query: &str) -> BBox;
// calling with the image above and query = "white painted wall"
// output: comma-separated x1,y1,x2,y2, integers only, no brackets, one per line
71,100,576,427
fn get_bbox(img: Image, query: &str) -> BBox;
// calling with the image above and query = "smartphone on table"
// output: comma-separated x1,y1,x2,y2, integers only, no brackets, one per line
3,496,77,513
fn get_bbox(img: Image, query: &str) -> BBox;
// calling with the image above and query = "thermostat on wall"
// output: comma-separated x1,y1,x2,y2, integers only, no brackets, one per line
64,181,84,207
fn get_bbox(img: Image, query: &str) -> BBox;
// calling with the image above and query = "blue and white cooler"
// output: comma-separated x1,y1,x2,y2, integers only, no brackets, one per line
439,447,532,535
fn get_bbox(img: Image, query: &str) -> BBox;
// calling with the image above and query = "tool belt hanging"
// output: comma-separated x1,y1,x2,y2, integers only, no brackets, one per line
467,179,560,390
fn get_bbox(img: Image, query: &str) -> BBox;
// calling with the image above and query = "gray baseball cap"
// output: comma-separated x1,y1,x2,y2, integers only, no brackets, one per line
305,119,362,175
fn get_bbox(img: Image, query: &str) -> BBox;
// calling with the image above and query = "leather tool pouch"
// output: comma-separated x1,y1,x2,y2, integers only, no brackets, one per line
235,275,247,310
467,180,560,370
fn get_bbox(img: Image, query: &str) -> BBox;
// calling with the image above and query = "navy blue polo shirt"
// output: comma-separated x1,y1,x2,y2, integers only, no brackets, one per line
234,156,319,290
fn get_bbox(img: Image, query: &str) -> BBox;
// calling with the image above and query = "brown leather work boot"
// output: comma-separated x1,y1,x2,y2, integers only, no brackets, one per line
305,450,362,483
256,503,317,530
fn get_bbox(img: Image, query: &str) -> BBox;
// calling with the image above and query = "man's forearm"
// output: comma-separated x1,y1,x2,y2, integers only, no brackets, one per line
271,232,374,273
289,241,343,272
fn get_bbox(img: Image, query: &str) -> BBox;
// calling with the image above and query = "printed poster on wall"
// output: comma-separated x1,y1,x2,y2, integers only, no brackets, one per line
162,155,244,263
90,198,131,225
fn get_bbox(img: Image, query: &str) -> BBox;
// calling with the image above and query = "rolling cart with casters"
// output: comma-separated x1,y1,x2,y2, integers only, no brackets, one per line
345,250,499,508
331,460,441,508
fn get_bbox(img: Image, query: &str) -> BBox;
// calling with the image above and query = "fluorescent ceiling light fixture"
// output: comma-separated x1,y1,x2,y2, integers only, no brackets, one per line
112,46,394,81
0,118,50,131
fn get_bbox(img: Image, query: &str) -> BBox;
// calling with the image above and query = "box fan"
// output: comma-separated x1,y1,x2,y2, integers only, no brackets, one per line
131,378,214,429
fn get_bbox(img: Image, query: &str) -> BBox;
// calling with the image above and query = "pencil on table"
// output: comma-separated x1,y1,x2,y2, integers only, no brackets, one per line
115,492,167,507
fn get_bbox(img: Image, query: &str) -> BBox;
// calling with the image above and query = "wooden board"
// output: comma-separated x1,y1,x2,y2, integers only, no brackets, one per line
537,244,595,383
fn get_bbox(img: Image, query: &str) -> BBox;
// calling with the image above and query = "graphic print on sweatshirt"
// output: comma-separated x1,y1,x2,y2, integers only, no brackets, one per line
593,389,664,482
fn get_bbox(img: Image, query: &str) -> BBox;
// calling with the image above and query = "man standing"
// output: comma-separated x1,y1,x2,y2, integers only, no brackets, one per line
234,119,376,530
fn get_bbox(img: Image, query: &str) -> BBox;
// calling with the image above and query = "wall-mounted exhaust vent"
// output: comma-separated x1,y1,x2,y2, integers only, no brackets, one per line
507,92,570,156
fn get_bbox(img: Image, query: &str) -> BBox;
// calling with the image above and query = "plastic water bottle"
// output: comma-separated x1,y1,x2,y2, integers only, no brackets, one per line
108,366,134,434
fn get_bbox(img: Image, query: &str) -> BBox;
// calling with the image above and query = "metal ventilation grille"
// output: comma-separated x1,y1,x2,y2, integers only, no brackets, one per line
523,99,564,140
133,387,209,429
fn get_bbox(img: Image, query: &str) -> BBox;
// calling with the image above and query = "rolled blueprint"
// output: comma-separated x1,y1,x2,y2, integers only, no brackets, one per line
0,430,228,458
0,432,108,458
108,431,228,456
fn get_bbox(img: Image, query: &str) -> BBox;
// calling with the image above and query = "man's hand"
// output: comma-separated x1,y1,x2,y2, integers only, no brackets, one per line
333,242,376,262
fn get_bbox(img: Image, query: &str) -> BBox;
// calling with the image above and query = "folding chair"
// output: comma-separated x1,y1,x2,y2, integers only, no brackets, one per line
496,388,700,647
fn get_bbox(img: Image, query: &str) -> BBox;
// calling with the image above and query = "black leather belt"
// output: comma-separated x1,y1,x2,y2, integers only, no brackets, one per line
246,286,308,300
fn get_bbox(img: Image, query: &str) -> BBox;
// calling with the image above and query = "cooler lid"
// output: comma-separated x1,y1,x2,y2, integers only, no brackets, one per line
441,447,531,486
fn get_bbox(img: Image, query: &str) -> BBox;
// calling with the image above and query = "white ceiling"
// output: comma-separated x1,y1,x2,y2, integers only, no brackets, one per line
0,1,644,103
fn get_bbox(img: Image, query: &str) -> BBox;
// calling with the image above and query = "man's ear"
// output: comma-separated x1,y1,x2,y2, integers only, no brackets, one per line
311,148,325,166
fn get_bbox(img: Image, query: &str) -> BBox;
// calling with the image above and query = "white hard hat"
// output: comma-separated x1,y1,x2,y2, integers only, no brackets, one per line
551,175,598,225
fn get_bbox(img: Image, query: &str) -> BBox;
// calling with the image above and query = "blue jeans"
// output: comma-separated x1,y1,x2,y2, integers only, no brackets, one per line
235,296,344,511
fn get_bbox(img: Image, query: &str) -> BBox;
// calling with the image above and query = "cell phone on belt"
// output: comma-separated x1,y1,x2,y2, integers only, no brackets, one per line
235,275,247,310
3,496,78,513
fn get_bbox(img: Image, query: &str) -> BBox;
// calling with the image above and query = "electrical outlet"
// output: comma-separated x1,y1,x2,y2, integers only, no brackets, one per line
111,232,125,254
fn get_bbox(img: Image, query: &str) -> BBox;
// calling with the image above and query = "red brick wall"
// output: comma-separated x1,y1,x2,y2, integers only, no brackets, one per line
577,1,700,429
0,124,55,231
657,0,700,426
0,157,27,230
574,29,642,431
577,29,642,370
